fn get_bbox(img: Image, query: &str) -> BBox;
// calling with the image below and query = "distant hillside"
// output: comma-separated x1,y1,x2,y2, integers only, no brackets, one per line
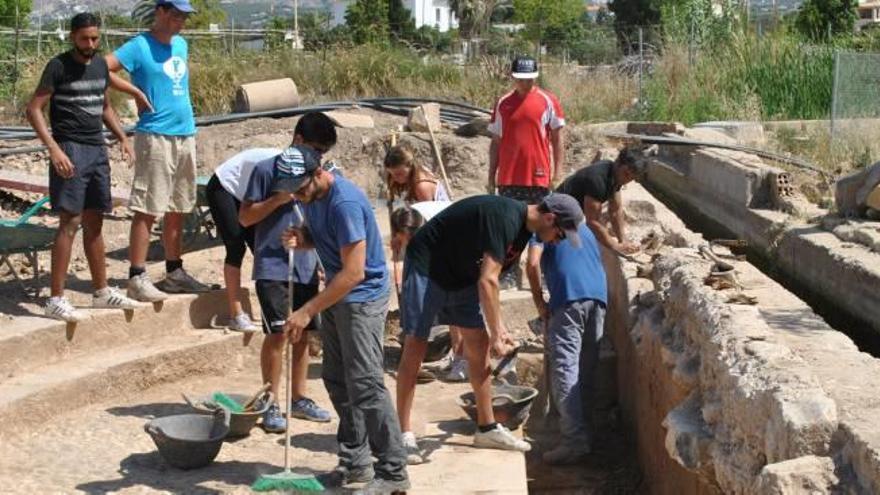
31,0,331,27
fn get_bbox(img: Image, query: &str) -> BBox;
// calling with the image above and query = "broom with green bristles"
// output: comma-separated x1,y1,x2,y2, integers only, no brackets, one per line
252,219,324,493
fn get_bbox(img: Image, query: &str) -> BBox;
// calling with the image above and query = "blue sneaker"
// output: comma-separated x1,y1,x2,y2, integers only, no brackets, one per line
261,403,287,433
290,397,332,423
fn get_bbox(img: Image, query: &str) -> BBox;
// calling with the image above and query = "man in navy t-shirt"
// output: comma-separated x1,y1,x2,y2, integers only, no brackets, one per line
526,223,607,465
279,151,409,492
239,121,337,434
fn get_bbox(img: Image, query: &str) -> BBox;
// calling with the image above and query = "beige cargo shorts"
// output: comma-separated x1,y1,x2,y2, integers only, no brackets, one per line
129,132,197,216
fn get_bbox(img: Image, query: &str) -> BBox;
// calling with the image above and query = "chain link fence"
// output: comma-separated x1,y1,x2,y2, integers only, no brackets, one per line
831,51,880,140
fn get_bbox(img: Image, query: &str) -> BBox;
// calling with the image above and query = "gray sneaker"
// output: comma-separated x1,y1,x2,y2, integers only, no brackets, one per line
127,273,168,302
542,444,591,465
357,477,411,494
156,267,211,294
318,464,375,488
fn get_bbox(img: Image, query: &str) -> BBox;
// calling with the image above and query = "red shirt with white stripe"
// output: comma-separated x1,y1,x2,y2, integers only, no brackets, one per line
488,86,565,188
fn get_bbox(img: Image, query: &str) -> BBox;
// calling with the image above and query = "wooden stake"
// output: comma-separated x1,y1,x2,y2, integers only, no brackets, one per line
421,106,454,200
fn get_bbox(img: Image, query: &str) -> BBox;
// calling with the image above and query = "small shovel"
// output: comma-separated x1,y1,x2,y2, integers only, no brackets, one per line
490,344,522,406
242,382,272,412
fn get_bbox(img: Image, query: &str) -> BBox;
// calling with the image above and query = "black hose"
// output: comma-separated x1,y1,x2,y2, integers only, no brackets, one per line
606,132,826,176
0,97,488,157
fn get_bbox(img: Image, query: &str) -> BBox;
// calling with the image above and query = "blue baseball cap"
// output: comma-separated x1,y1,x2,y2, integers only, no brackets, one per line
272,145,322,193
156,0,196,13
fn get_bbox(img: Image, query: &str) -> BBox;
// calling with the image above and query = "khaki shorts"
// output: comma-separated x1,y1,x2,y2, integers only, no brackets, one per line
129,133,197,216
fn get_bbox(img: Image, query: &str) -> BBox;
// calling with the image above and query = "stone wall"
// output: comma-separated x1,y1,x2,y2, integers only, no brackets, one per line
608,185,880,494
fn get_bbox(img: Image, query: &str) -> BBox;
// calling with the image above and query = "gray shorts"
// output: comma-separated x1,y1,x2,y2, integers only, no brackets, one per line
48,141,111,214
400,265,484,340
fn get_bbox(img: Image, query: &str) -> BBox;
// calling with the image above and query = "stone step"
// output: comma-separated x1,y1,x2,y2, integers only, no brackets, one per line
0,329,258,438
0,289,254,383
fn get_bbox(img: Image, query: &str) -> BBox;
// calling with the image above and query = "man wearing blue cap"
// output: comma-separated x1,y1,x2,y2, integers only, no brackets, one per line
279,150,410,492
526,220,607,465
105,0,210,302
237,126,336,433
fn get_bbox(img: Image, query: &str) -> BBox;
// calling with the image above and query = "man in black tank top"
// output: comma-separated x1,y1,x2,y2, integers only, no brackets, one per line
556,148,646,255
26,13,137,322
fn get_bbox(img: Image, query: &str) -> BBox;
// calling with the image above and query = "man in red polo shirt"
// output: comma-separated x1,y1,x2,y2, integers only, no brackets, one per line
487,56,566,204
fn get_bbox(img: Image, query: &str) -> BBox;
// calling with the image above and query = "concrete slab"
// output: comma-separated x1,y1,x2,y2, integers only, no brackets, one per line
325,111,376,129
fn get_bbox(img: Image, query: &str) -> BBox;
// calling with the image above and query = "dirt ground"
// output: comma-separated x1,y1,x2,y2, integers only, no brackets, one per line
0,109,607,318
0,108,626,493
0,357,525,494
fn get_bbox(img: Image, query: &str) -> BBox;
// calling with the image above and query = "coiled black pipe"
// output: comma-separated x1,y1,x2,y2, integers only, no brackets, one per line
0,97,490,156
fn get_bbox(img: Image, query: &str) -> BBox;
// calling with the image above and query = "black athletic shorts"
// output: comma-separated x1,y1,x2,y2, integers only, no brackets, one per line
206,174,255,267
255,280,320,334
49,140,112,214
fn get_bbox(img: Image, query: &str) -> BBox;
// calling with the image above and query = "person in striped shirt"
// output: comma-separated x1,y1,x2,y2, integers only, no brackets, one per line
26,12,139,322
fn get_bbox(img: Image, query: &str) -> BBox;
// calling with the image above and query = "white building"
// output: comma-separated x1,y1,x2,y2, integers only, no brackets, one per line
331,0,459,33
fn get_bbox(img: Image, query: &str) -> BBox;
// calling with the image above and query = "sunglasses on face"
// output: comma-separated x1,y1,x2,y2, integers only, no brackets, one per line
555,225,567,241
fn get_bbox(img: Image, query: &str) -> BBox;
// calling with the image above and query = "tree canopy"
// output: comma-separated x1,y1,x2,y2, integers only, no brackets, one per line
0,0,32,28
795,0,858,40
346,0,390,44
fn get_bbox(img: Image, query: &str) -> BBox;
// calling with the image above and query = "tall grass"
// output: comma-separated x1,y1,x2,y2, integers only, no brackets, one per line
188,43,636,121
644,29,835,124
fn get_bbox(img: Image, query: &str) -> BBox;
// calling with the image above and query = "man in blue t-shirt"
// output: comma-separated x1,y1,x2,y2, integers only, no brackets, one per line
526,222,607,465
279,150,409,492
238,116,338,433
105,0,209,302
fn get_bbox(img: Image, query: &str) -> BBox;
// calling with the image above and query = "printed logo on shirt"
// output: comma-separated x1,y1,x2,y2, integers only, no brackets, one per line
502,243,523,269
163,56,187,95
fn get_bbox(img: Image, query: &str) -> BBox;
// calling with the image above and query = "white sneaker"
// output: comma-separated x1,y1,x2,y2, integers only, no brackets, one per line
473,424,531,452
445,355,468,382
401,431,425,465
228,313,259,332
45,296,85,323
127,273,168,302
92,287,140,310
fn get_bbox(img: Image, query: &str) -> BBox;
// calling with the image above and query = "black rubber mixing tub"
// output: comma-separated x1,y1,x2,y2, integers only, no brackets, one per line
144,410,229,469
457,383,538,430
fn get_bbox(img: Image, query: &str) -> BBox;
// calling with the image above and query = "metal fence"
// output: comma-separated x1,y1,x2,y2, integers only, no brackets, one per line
0,12,300,116
0,13,660,123
830,51,880,141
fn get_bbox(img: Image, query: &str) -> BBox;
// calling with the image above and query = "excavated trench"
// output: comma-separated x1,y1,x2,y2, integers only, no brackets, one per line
594,135,880,493
643,181,880,357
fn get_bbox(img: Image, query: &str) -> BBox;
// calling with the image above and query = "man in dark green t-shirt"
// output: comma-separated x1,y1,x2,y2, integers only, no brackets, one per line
556,148,645,255
396,194,584,458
